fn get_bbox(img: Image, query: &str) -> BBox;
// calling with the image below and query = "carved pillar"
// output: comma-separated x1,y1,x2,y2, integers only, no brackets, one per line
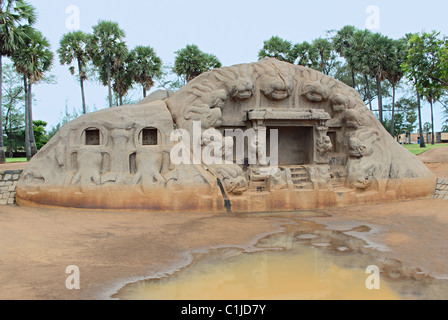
314,121,331,165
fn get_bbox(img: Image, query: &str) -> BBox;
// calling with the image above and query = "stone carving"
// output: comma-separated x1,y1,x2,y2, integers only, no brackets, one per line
327,92,349,128
254,60,294,102
346,129,382,190
267,168,288,191
214,66,255,100
71,146,103,187
131,146,167,189
308,165,332,189
16,59,437,213
301,80,329,103
331,93,350,112
317,135,333,157
187,83,227,110
209,164,248,195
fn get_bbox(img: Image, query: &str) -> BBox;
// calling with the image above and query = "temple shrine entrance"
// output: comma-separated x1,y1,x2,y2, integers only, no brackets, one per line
267,126,314,166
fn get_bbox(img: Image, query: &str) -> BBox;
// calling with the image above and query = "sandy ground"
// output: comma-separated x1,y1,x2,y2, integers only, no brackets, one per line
418,147,448,163
0,162,28,171
0,152,447,300
418,147,448,178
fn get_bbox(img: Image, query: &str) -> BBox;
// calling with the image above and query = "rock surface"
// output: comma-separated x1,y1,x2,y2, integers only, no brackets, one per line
16,59,437,212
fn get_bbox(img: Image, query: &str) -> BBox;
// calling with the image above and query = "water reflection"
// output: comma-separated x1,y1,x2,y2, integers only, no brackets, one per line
115,223,403,300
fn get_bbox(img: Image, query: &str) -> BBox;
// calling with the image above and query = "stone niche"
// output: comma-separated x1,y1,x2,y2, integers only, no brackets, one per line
16,58,437,213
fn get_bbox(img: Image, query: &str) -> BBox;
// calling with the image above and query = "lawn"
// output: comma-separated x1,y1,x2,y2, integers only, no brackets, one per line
403,143,448,155
6,158,28,163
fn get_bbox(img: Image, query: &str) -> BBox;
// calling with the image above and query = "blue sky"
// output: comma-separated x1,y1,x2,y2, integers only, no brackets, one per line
8,0,448,130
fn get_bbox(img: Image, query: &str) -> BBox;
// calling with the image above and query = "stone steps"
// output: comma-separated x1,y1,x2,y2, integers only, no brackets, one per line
0,170,22,206
289,166,312,190
434,178,448,200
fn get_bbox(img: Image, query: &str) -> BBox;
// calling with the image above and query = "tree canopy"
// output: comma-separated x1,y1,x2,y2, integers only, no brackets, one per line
174,44,222,83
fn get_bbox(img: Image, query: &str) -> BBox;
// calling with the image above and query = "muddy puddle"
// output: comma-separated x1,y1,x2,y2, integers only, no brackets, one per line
113,216,448,300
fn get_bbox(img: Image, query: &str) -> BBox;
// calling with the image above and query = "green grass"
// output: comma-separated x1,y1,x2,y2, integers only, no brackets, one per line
5,158,28,163
403,143,448,155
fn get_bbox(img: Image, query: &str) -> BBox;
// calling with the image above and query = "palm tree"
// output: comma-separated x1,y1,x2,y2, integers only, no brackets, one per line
128,45,162,98
421,86,442,145
346,29,375,111
312,38,339,76
0,0,36,163
364,32,394,123
331,25,357,88
88,20,126,108
258,36,295,63
58,31,90,114
402,32,443,149
112,52,133,106
12,27,53,159
384,38,408,137
291,41,319,69
174,44,221,83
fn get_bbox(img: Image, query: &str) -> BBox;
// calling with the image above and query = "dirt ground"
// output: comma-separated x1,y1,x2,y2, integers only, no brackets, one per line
417,147,448,178
0,150,447,300
0,162,27,171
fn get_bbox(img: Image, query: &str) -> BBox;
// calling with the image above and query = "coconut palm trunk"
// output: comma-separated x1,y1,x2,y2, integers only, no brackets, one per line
351,68,355,89
78,59,87,114
106,57,113,108
364,74,372,111
27,80,37,156
24,76,31,160
0,55,5,163
430,98,435,145
390,84,396,137
376,75,383,123
416,89,426,148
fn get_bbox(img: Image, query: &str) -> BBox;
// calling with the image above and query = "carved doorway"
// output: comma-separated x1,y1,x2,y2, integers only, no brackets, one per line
267,126,313,166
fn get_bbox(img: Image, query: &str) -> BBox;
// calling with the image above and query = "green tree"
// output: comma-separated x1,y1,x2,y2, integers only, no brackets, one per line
384,38,408,137
111,52,133,106
290,38,339,76
291,41,319,69
258,36,295,63
1,63,24,156
333,62,387,108
88,20,126,108
422,87,443,144
395,97,418,135
58,31,90,114
406,32,446,145
12,27,54,159
442,124,448,133
174,44,221,84
362,32,394,123
383,114,405,138
128,45,162,98
402,32,443,148
0,0,36,163
331,25,357,88
403,31,448,88
342,29,376,111
438,93,448,133
311,38,339,76
32,119,47,150
423,122,432,133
